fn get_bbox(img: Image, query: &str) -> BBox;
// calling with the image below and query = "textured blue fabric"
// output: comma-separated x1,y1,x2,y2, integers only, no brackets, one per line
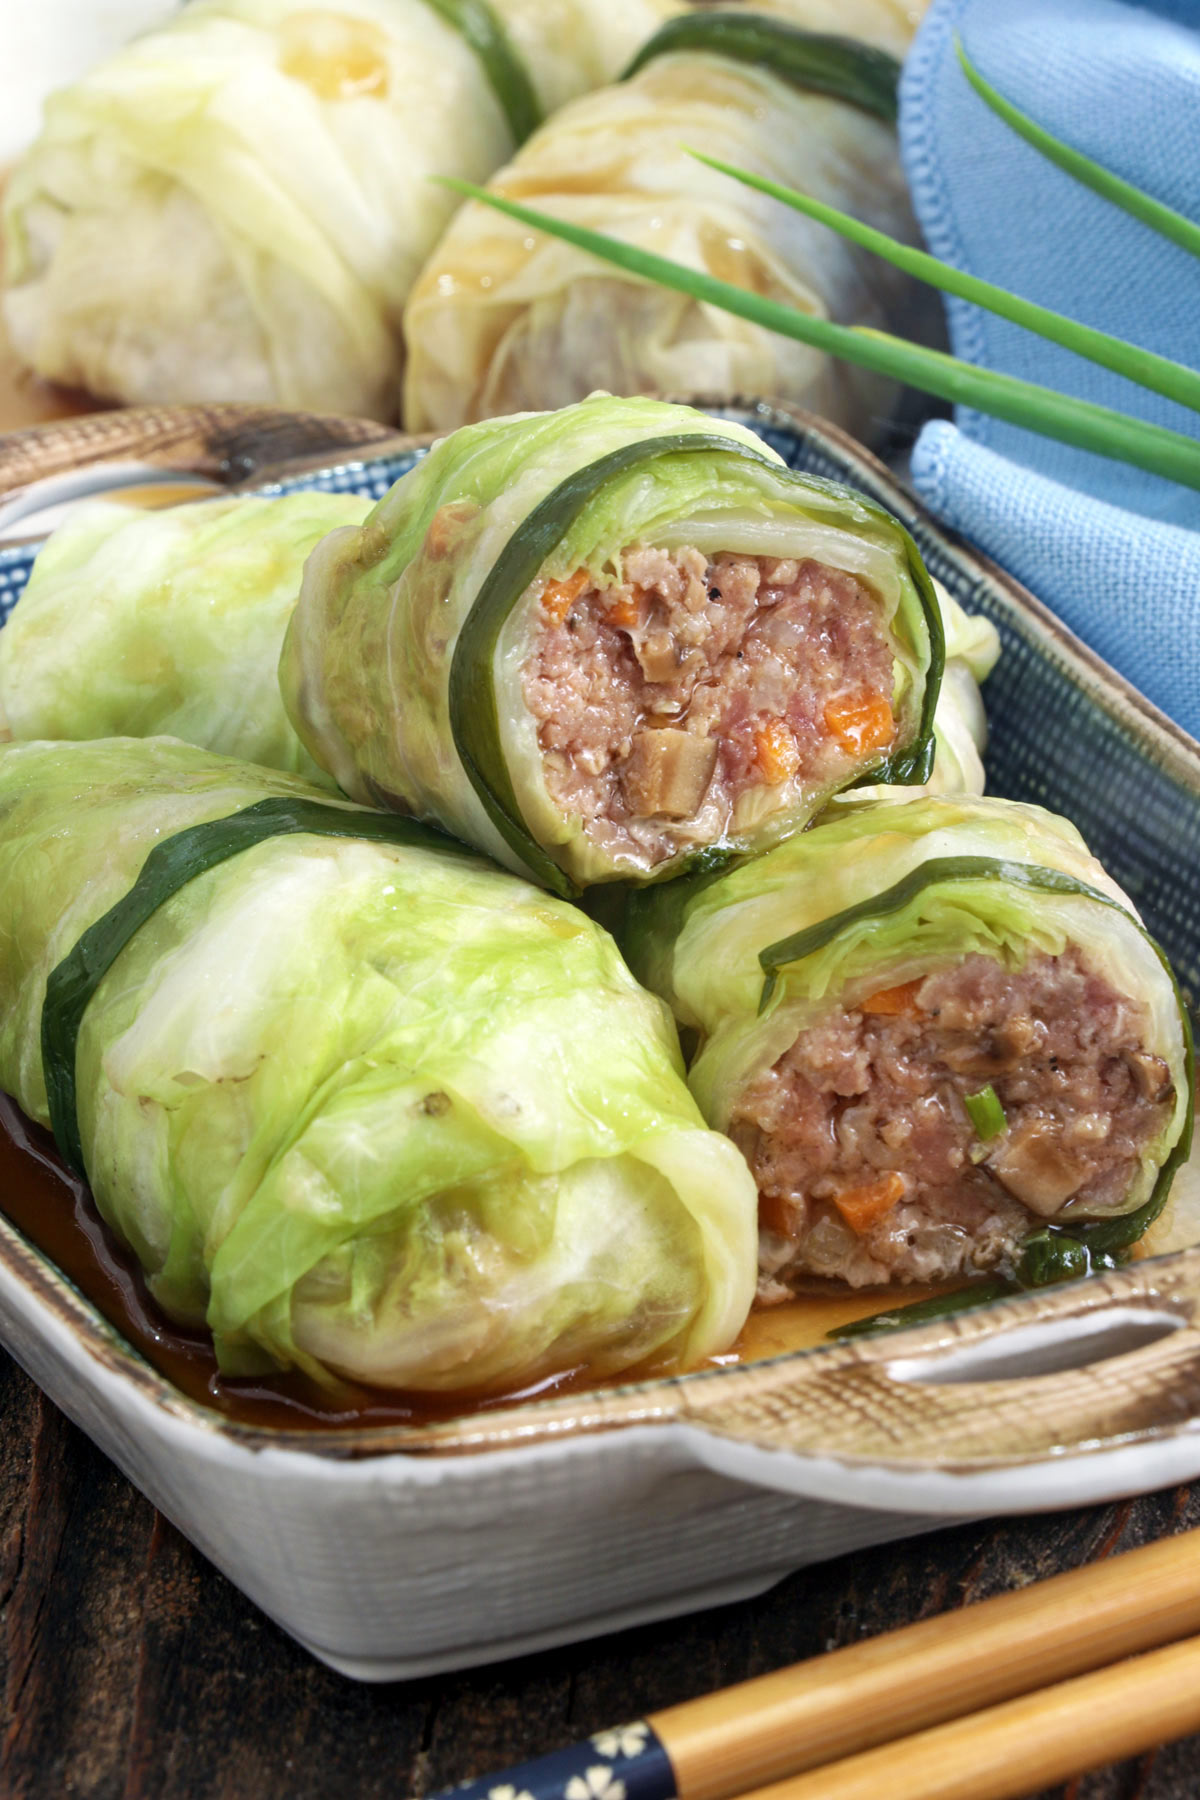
899,0,1200,736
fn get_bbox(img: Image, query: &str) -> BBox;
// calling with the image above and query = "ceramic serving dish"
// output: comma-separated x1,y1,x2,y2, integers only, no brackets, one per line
2,397,1200,1682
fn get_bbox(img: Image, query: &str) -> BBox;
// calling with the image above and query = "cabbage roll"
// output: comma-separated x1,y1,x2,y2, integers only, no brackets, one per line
0,737,756,1391
0,491,370,777
403,16,926,438
281,394,945,893
2,0,677,418
620,794,1193,1295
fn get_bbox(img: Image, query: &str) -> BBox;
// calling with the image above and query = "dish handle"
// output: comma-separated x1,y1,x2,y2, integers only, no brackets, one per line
0,403,400,497
670,1250,1200,1469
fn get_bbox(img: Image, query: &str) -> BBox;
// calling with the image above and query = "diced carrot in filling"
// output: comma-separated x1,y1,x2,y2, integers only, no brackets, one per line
860,979,925,1016
754,718,801,786
540,569,589,624
604,591,643,630
831,1172,907,1233
824,691,895,755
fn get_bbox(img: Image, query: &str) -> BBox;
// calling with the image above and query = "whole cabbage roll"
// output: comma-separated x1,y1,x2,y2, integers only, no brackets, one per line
0,736,756,1391
620,794,1193,1296
281,394,945,894
2,0,677,418
0,491,370,777
402,17,927,438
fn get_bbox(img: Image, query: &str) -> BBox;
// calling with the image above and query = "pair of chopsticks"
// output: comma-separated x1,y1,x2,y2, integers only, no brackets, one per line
432,1525,1200,1800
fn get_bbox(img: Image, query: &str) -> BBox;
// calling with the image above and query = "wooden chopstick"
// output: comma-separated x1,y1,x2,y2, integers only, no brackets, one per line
729,1630,1200,1800
434,1526,1200,1800
652,1525,1200,1799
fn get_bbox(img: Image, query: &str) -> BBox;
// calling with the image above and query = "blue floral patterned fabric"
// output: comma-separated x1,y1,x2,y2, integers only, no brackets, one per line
429,1718,675,1800
900,0,1200,737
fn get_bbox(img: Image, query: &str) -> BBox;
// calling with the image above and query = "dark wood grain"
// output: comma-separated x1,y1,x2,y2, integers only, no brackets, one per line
2,1351,1200,1799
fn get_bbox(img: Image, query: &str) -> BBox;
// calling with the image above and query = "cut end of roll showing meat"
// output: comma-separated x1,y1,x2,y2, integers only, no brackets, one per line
737,946,1178,1296
526,546,901,870
617,792,1194,1297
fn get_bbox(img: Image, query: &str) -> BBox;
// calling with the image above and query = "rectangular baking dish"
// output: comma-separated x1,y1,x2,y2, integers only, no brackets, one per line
2,396,1200,1681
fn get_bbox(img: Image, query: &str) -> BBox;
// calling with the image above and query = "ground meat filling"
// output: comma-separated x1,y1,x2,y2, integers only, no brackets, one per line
728,947,1175,1296
522,547,898,866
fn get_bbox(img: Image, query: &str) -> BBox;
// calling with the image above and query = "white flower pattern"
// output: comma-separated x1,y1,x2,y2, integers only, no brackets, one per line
590,1723,651,1761
486,1787,534,1800
564,1767,626,1800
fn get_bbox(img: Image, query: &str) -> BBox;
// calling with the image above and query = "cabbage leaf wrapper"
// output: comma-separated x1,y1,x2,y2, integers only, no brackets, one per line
2,0,678,418
403,19,930,437
281,393,944,895
0,491,370,778
0,737,756,1392
620,794,1193,1294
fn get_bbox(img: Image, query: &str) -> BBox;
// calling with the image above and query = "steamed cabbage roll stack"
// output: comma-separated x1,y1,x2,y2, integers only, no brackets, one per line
2,0,677,417
281,394,945,893
402,14,927,437
0,491,370,777
0,737,756,1391
620,795,1193,1295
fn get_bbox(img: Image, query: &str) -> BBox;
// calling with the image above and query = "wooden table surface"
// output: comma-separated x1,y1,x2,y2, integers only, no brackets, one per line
3,1347,1199,1800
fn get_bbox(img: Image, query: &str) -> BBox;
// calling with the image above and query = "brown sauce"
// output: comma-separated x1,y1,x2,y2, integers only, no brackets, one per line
0,1094,943,1433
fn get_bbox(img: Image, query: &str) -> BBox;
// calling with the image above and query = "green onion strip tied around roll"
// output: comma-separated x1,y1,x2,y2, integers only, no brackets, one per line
619,794,1193,1302
0,737,757,1393
281,394,945,895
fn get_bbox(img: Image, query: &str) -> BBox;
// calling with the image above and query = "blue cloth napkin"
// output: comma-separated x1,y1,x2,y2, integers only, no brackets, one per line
898,0,1200,738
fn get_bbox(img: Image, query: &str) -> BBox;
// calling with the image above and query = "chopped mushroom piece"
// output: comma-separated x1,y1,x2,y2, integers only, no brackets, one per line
1125,1050,1174,1104
622,729,718,818
634,632,680,684
986,1117,1091,1215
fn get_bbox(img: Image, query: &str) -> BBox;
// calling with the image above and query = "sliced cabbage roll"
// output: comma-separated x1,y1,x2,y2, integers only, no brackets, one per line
2,0,677,418
0,491,371,778
0,736,756,1391
281,393,945,893
620,794,1193,1296
403,16,928,438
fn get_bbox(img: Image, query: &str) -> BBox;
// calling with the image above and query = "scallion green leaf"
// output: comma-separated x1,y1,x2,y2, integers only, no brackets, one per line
829,1279,1011,1338
964,1083,1006,1141
688,150,1200,418
957,38,1200,264
435,178,1200,495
